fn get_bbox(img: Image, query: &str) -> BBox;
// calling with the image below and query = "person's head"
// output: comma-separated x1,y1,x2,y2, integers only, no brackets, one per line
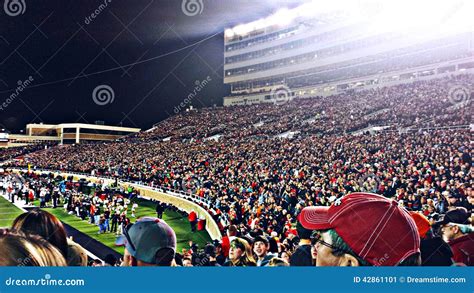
229,237,256,266
214,242,222,254
12,209,68,259
204,244,216,258
300,193,421,266
67,239,88,266
447,194,458,205
103,254,118,267
227,225,238,237
253,235,269,258
410,212,431,239
268,257,289,267
117,217,176,267
182,257,193,267
280,251,291,264
437,207,471,242
296,221,312,241
468,193,474,205
0,229,66,266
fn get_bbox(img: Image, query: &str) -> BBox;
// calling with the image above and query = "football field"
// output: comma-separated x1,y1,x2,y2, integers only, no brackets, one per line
0,196,211,254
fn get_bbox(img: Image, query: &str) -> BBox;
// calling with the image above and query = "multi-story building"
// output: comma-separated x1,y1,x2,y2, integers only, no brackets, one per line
223,1,474,106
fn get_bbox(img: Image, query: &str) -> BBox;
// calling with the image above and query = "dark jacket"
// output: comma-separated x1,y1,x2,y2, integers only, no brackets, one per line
290,244,313,266
420,237,454,266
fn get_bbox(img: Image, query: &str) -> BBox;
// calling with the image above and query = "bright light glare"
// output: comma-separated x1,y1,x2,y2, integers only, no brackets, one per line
225,0,474,38
370,0,474,35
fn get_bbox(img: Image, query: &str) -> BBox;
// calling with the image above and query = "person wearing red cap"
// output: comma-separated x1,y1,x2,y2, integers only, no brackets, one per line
299,192,421,266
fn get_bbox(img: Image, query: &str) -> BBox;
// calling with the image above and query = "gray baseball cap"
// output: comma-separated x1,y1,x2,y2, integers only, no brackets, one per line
116,217,176,264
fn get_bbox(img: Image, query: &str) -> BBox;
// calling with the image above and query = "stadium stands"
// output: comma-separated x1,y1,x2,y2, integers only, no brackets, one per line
1,74,471,264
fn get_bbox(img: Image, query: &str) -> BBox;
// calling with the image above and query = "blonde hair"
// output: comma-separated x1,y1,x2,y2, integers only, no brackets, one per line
230,237,257,267
0,229,66,267
67,239,88,266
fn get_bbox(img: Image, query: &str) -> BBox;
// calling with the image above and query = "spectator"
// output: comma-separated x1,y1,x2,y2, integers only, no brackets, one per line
300,193,421,266
280,251,292,264
214,242,226,265
182,257,193,267
437,207,474,266
410,212,454,266
253,235,275,266
290,222,313,266
225,237,256,266
12,209,69,260
268,257,289,267
67,239,88,266
117,217,176,267
221,225,237,258
0,229,66,266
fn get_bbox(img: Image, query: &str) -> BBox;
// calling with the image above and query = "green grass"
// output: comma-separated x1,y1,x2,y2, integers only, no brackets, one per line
0,194,212,255
34,198,211,254
0,196,23,227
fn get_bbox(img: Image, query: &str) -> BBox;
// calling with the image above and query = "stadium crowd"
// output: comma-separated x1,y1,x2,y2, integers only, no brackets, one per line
0,143,51,162
0,74,472,266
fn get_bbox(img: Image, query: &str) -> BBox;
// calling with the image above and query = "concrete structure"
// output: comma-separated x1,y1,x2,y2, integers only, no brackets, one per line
9,168,221,241
223,2,474,106
26,123,141,144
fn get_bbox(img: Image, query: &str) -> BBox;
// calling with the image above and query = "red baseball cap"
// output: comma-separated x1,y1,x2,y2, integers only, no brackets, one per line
300,192,420,266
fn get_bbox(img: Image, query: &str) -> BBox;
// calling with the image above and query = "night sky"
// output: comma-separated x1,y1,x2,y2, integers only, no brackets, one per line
0,0,306,132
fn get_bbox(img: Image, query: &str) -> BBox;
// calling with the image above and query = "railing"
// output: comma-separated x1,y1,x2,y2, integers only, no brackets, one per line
7,167,213,208
383,124,471,133
7,167,222,240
